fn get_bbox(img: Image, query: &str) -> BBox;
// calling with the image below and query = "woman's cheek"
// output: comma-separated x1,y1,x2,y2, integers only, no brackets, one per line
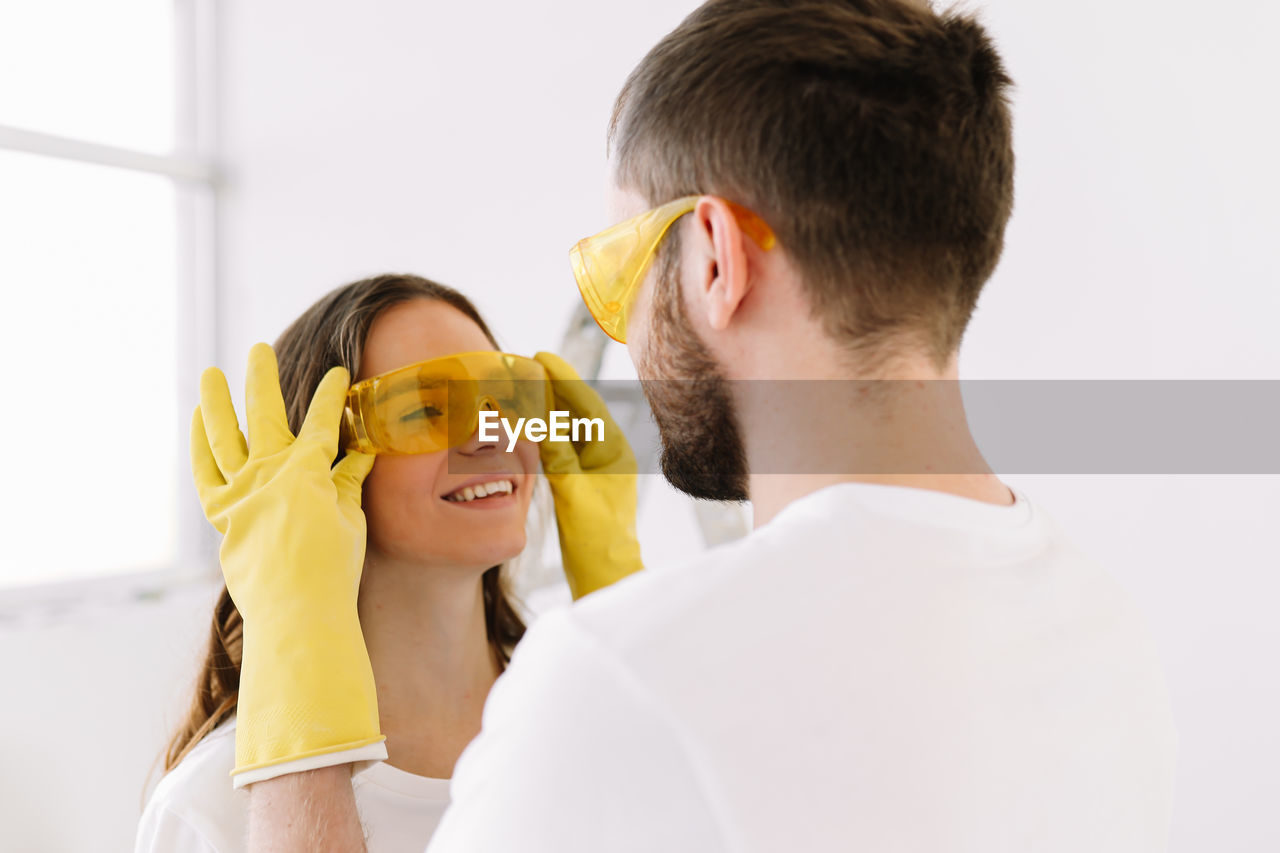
515,439,540,477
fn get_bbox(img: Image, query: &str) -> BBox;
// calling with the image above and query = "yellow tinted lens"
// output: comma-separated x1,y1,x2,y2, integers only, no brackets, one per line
570,196,778,344
342,352,549,455
445,353,551,449
570,196,699,343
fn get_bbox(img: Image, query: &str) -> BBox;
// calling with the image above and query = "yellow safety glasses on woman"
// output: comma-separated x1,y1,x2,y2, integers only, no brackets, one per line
340,351,550,455
569,195,777,343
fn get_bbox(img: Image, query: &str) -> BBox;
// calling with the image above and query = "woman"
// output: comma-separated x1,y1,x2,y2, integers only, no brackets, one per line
136,273,640,851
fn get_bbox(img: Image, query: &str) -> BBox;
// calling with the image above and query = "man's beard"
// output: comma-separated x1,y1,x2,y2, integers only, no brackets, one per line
636,242,749,502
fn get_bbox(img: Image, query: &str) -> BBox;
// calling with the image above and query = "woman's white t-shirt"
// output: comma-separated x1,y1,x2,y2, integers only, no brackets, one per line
135,716,450,852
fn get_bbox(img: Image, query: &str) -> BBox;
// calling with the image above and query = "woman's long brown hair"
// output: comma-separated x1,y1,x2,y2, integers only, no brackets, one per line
162,273,528,772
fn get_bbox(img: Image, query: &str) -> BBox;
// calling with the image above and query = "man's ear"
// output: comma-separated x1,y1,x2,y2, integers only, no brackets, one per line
692,196,752,332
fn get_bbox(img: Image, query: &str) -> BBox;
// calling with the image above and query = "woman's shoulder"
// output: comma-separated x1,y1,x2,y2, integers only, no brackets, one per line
137,717,248,852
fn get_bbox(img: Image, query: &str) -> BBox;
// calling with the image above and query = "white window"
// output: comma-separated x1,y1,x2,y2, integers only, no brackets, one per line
0,1,215,594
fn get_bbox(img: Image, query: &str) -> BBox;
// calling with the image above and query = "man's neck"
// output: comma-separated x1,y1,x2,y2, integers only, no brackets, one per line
734,352,1012,528
357,550,501,779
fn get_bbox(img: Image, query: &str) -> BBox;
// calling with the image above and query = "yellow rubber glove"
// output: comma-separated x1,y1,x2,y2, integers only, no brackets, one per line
533,351,644,599
190,342,383,778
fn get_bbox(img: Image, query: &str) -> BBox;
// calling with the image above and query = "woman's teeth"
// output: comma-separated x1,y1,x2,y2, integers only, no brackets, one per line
445,480,515,502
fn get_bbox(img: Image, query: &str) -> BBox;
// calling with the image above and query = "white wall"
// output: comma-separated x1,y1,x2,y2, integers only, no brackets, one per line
0,580,220,851
968,4,1280,848
213,0,702,372
0,1,1276,850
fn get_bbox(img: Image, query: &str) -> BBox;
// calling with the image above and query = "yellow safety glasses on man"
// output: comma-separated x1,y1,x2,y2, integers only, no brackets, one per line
341,351,550,455
569,195,777,343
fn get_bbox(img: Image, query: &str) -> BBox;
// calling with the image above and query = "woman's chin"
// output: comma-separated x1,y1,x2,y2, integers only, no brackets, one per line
370,498,530,570
451,531,527,570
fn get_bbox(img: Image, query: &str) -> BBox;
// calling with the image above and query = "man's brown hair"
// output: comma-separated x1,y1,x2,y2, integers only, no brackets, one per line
610,0,1014,366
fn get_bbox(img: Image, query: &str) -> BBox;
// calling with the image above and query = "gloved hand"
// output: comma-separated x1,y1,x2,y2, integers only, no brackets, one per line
533,351,644,599
190,342,383,778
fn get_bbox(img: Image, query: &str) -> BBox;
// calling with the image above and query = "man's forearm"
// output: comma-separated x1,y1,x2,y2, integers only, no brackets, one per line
247,765,366,852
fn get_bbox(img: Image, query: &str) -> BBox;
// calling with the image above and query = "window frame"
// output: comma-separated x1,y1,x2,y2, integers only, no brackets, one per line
0,0,220,616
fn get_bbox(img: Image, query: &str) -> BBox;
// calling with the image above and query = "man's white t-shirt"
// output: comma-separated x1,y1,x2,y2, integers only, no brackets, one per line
426,483,1177,852
135,717,450,852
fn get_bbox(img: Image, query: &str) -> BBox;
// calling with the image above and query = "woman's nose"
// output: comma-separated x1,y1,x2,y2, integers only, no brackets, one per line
455,422,501,455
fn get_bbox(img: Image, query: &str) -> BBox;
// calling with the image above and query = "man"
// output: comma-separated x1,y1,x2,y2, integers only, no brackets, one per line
207,0,1177,849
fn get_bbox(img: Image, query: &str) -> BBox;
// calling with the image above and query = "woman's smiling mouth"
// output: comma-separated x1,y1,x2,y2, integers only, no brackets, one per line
442,478,516,503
